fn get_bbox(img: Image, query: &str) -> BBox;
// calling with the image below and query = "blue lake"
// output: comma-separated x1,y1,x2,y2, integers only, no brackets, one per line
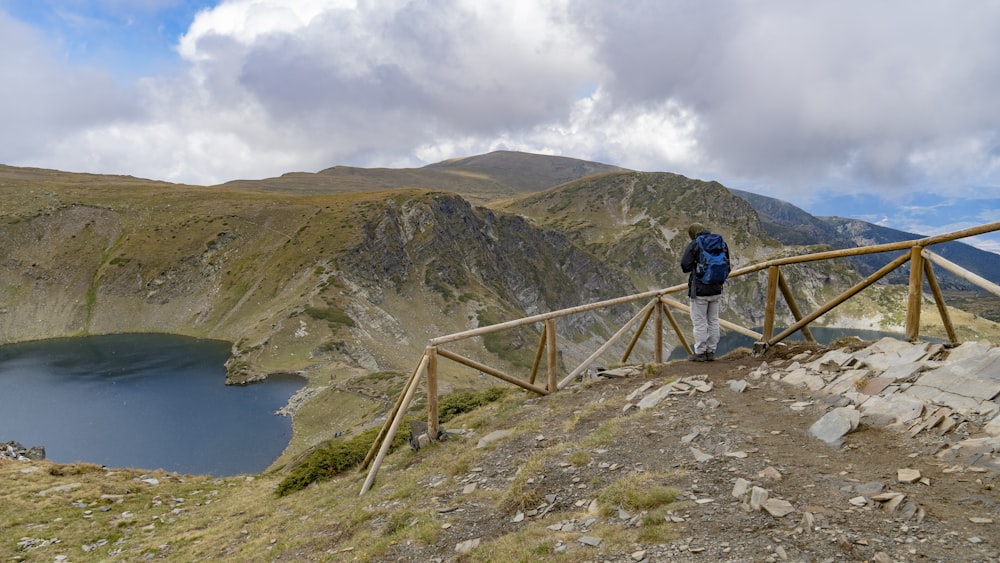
0,334,304,476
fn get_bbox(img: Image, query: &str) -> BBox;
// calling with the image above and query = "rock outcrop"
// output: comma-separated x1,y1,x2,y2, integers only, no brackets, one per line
1,441,45,461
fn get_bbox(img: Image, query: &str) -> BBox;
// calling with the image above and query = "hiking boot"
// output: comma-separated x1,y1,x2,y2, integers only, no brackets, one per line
687,352,708,362
706,351,715,362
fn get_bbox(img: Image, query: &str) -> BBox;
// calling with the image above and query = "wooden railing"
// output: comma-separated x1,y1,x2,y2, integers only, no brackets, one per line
360,220,1000,493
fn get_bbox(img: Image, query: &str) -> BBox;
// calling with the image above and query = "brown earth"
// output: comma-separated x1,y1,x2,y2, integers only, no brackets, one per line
370,342,1000,562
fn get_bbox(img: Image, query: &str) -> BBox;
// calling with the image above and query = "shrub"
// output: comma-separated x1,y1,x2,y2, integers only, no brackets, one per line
276,386,508,496
304,305,355,327
276,427,407,496
438,386,508,423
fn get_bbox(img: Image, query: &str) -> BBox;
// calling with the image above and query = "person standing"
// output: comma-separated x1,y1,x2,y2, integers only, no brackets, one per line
680,224,731,361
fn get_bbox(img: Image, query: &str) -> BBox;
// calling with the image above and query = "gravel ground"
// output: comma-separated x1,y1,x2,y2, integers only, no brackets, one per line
374,343,1000,562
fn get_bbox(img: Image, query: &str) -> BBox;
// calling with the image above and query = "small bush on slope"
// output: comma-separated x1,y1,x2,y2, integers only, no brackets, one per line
276,386,509,496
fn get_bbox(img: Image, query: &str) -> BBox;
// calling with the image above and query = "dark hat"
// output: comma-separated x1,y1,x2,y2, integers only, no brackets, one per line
688,223,706,240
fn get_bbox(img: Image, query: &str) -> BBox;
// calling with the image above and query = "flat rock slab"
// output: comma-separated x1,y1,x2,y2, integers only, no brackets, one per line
902,385,984,415
859,394,925,426
855,338,932,372
909,347,1000,401
809,406,860,446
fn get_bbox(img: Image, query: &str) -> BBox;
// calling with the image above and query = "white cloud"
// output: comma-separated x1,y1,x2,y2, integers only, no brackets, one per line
178,0,343,61
2,0,1000,235
0,11,140,164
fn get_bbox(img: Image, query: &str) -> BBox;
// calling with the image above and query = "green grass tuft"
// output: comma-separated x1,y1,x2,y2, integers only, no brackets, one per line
438,386,508,423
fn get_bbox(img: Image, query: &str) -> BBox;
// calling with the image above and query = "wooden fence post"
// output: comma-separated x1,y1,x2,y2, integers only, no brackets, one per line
762,265,780,341
360,359,423,471
905,246,925,341
529,324,546,386
777,269,814,343
360,353,429,495
621,299,657,363
426,346,438,442
545,319,558,392
922,259,958,345
659,298,692,356
654,299,663,364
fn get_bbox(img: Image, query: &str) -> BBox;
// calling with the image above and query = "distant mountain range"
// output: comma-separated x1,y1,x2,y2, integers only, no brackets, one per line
730,188,1000,288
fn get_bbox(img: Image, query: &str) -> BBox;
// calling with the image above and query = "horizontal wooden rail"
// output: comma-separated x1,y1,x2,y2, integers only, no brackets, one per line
436,347,550,396
428,288,668,345
922,249,1000,297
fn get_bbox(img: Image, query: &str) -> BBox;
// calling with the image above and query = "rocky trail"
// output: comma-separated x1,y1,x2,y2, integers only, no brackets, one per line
371,339,1000,562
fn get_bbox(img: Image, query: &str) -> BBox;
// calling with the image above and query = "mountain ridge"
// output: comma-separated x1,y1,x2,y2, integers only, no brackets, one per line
216,150,624,205
729,187,1000,288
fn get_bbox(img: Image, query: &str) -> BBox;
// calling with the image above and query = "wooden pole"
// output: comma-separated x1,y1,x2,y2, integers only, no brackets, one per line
923,259,958,345
557,300,655,390
621,298,657,363
436,348,550,396
654,299,664,363
659,298,692,355
777,269,815,343
529,324,546,386
905,246,925,341
921,249,1000,297
426,347,438,442
429,288,669,346
762,266,780,341
360,353,428,495
914,220,1000,247
768,251,912,346
360,358,424,471
545,319,558,392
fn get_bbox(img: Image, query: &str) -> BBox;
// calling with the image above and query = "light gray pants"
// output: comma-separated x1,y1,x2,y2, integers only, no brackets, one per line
690,294,722,354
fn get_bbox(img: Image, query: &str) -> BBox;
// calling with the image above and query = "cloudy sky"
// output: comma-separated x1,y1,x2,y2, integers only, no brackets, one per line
2,0,999,254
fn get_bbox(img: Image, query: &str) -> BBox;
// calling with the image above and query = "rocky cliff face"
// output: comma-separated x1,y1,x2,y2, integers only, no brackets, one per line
337,193,636,314
496,172,769,287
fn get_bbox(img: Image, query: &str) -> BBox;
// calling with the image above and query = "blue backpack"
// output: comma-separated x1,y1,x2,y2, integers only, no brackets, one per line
695,234,729,285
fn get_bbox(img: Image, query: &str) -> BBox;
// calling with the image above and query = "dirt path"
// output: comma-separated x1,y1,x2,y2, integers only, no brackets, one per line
378,344,1000,562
